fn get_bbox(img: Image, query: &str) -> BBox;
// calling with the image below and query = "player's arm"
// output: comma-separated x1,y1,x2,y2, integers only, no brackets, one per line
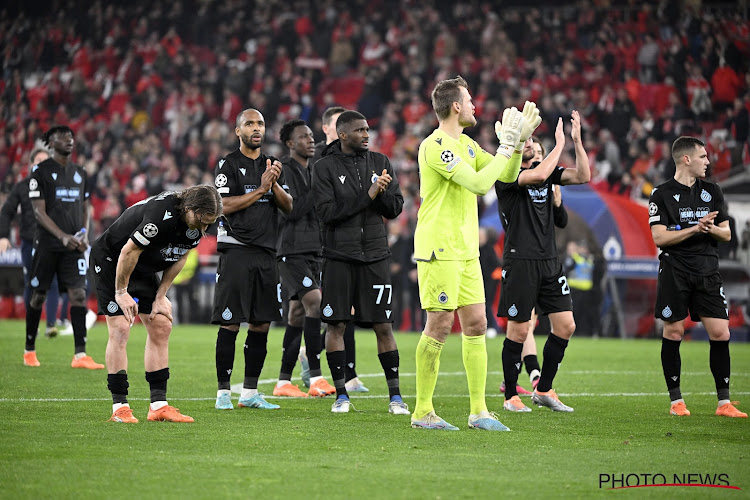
282,170,314,222
31,198,80,251
0,182,22,252
651,211,721,247
448,151,521,195
149,252,189,322
271,164,293,214
371,160,404,219
220,159,282,215
314,160,371,225
552,185,568,228
114,239,144,324
560,111,591,186
518,118,565,186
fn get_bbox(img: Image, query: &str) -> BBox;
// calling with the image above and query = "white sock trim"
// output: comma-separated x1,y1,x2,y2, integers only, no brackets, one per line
150,400,168,411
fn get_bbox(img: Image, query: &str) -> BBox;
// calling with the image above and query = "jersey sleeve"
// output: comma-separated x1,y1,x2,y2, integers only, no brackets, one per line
473,140,495,170
648,187,667,227
129,197,173,248
550,166,565,185
421,139,465,180
214,157,238,197
28,167,43,200
714,185,728,225
82,168,91,200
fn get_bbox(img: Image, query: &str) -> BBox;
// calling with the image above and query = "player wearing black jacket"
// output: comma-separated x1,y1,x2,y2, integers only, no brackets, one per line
212,108,293,412
92,186,222,423
649,136,745,418
273,119,335,398
312,110,408,415
24,126,99,369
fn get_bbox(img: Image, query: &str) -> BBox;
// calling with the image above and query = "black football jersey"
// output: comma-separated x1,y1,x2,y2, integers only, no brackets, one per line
495,163,565,260
28,158,90,251
94,192,201,275
648,177,727,275
214,149,289,251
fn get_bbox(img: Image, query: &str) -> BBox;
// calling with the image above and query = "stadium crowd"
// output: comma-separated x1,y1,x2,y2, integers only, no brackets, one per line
1,1,749,329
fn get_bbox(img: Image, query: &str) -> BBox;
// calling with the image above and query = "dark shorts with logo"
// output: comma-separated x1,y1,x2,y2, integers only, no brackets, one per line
278,254,322,301
90,244,159,316
655,258,727,322
320,258,393,326
29,244,87,293
498,258,572,322
212,245,282,325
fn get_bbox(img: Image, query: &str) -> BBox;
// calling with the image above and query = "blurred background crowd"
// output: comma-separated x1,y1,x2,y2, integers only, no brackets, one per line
1,0,749,332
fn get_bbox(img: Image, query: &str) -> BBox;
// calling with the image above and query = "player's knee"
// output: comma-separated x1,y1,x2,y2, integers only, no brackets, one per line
147,315,172,343
29,291,47,309
68,287,86,306
708,329,730,341
557,319,575,338
662,321,684,340
373,323,394,338
108,322,131,347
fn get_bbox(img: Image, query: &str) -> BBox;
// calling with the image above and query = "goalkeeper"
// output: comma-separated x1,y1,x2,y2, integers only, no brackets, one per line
411,75,541,431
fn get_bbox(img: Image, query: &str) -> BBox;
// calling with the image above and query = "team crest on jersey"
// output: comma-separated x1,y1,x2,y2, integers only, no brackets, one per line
30,277,39,287
186,228,200,239
371,172,378,183
700,189,711,202
662,306,672,318
440,150,454,163
323,304,334,317
29,179,38,190
73,171,82,184
107,301,118,314
467,145,475,158
215,174,228,188
143,223,159,238
508,304,518,317
52,173,57,180
648,203,658,216
302,276,313,287
438,292,448,304
222,307,233,321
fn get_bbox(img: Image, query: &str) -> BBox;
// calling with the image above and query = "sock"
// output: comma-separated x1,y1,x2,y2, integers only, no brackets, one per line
661,337,682,401
344,322,357,382
279,325,302,381
501,338,523,399
718,399,731,407
276,380,291,388
304,317,323,376
463,334,488,415
74,352,86,359
107,372,129,405
216,328,237,390
309,376,322,385
145,367,169,403
112,402,129,412
217,389,230,399
709,339,730,402
150,401,168,411
524,354,541,377
70,305,87,354
240,388,258,399
378,350,401,398
414,333,443,419
326,350,348,398
537,334,569,393
243,329,268,390
25,306,43,351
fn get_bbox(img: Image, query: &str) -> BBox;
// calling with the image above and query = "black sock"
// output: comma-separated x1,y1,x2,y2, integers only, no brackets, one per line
537,334,569,393
524,354,540,377
70,306,87,354
502,338,523,398
344,322,357,381
378,350,400,398
107,372,129,404
25,306,43,351
279,325,302,381
709,339,730,401
326,350,348,398
661,337,682,401
243,329,268,389
304,317,323,376
145,367,169,403
216,328,237,390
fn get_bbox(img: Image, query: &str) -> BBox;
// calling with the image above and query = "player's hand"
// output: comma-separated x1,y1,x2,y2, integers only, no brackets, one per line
116,292,139,325
74,235,89,252
60,234,80,250
0,237,11,253
495,107,525,158
570,110,582,144
149,295,173,323
697,211,718,234
260,160,281,191
518,101,542,145
554,117,565,146
552,184,562,207
368,169,391,199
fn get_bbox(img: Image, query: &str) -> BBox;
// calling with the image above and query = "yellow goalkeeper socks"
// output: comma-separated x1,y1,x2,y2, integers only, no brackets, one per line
462,333,488,415
413,333,444,419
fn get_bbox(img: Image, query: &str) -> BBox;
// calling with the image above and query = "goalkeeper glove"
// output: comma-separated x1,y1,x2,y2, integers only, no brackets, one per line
518,100,542,148
495,107,524,158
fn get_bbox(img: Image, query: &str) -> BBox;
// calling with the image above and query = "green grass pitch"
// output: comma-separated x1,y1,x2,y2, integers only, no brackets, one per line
1,319,747,499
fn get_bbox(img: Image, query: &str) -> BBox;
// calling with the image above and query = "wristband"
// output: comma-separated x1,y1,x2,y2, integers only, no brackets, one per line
115,288,128,295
